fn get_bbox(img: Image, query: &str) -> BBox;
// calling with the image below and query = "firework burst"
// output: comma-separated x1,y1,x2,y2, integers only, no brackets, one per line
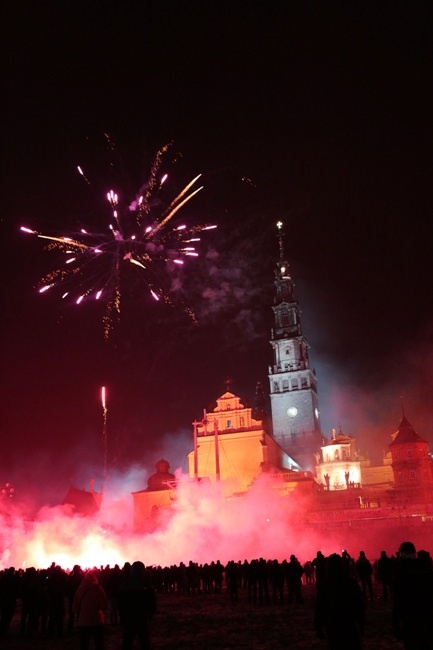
21,144,216,338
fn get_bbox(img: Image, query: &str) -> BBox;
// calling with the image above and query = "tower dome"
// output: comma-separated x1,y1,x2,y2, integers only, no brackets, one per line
147,459,175,491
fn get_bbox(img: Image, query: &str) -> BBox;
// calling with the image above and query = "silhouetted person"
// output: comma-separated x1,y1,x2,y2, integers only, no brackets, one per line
392,541,433,649
377,551,394,601
67,564,85,632
46,564,67,638
355,551,374,601
341,550,354,578
303,560,314,585
315,553,364,650
0,567,18,637
225,561,239,603
212,560,224,593
72,569,107,650
247,559,259,604
269,559,284,604
20,567,44,638
312,551,326,587
186,561,198,594
287,555,304,605
105,564,122,625
201,563,211,593
257,558,269,605
118,561,156,650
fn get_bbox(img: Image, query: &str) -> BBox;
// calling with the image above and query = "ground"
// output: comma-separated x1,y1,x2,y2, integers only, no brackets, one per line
2,584,403,649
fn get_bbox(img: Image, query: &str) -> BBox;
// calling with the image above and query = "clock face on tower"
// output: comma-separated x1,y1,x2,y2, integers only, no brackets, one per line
287,407,298,418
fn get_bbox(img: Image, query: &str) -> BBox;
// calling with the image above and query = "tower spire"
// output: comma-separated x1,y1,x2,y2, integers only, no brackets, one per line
273,222,296,306
268,222,322,470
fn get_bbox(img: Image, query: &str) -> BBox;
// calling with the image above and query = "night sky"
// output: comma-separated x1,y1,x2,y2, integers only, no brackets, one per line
2,1,433,511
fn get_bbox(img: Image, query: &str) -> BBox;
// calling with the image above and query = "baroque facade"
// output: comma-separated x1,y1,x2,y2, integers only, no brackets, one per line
132,225,433,531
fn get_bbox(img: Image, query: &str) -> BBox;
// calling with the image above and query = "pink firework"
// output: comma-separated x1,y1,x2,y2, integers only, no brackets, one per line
21,144,217,338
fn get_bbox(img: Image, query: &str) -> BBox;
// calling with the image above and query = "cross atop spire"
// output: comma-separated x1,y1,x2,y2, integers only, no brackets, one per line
400,394,405,418
276,220,285,262
224,375,233,392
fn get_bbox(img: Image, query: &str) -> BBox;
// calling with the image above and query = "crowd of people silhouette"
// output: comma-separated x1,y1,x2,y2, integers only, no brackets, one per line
0,541,432,649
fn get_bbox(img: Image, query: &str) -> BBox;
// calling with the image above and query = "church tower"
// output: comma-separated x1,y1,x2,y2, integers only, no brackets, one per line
268,222,322,469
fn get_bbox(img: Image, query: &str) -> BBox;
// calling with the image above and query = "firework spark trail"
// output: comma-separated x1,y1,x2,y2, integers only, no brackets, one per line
21,145,216,338
152,178,203,235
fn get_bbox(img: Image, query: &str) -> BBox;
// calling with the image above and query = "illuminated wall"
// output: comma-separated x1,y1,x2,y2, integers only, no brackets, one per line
132,487,175,532
187,391,301,497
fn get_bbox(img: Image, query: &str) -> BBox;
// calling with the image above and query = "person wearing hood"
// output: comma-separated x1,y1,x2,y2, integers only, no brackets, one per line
392,541,433,649
72,569,107,650
118,561,157,650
